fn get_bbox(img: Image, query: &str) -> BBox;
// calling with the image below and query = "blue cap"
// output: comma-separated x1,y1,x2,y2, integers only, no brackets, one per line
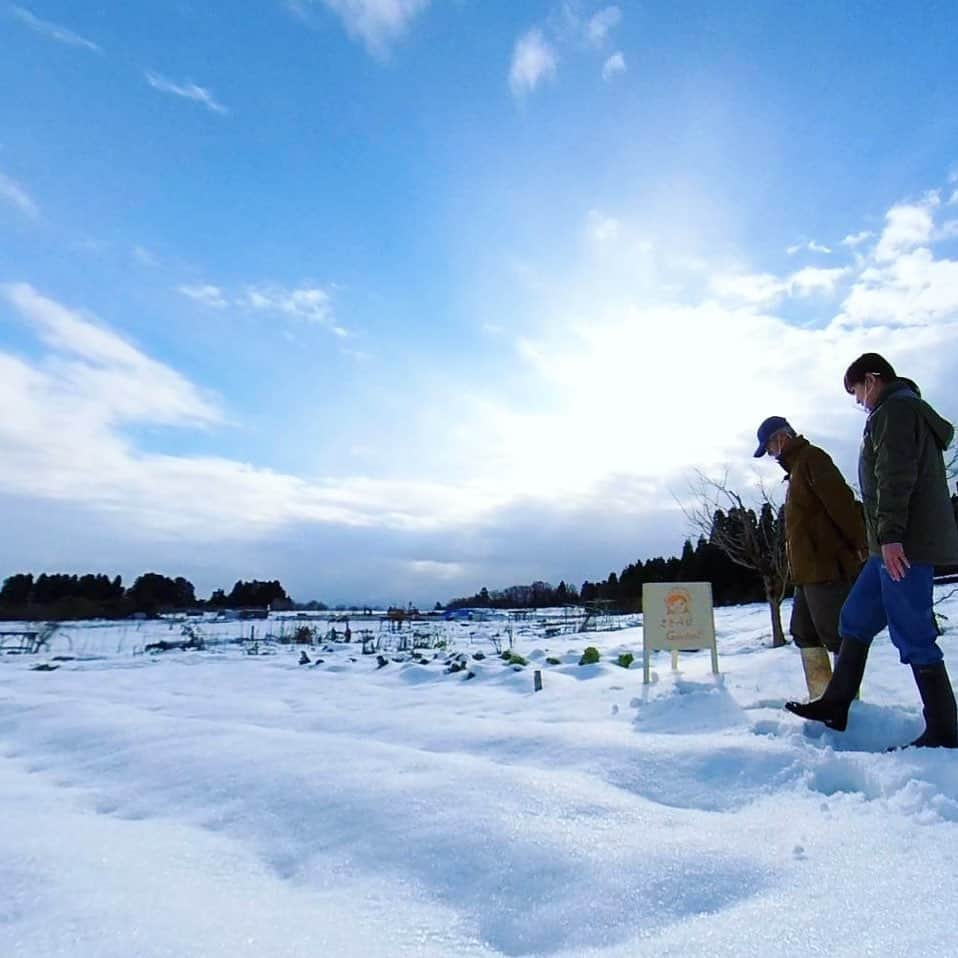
753,416,792,458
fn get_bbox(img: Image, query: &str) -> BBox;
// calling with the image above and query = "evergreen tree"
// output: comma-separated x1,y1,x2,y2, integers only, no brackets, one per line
128,573,197,613
226,579,288,609
0,573,34,606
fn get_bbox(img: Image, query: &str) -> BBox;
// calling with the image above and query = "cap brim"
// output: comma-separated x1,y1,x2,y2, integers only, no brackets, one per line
753,442,766,458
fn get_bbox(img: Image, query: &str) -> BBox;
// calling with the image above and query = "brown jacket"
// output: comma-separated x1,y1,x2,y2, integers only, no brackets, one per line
779,436,866,585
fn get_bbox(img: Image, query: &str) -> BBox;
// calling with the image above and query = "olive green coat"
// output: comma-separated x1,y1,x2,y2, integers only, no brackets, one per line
859,380,958,565
779,436,866,585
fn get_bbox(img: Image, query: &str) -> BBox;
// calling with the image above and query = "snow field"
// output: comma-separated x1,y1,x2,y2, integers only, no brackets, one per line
1,596,957,957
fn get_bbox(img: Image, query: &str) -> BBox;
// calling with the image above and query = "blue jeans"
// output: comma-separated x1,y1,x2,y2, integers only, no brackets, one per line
839,557,941,665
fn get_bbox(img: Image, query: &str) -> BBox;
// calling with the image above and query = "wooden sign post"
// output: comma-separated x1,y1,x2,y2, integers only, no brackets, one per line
641,582,719,684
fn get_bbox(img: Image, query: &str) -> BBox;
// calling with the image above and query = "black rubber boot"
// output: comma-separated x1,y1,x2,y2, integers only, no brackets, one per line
907,662,958,749
784,637,869,732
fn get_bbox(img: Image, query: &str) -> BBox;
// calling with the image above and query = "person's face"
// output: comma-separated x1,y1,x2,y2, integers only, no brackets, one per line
766,431,789,458
852,374,879,411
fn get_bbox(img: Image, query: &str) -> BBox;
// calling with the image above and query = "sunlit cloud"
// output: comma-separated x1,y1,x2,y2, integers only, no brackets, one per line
586,6,621,47
0,284,513,542
587,209,621,243
601,51,626,81
786,239,832,255
841,230,873,247
710,265,850,304
178,284,228,308
241,284,345,335
145,71,228,115
2,283,222,430
838,249,958,329
873,191,939,262
8,4,101,53
709,272,787,304
177,281,345,334
509,28,558,98
289,0,431,57
789,266,849,296
489,224,958,506
0,169,38,219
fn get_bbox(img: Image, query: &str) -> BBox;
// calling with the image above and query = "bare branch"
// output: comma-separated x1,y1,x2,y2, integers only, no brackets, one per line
683,469,789,646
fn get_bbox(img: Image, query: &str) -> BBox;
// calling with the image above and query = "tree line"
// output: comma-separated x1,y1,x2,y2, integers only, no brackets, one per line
445,486,958,648
444,531,766,613
0,572,290,620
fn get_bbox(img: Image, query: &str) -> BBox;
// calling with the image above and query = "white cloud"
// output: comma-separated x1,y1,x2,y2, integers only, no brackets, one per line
786,239,831,255
9,5,101,53
601,51,626,81
587,210,621,243
176,281,345,333
548,0,583,40
710,265,849,304
0,170,38,219
291,0,431,56
178,284,228,309
509,29,558,98
788,266,849,296
241,284,345,335
490,302,842,498
948,191,958,207
145,72,228,115
2,283,221,429
838,247,958,329
483,239,958,507
0,284,514,544
841,230,873,247
586,6,621,46
709,272,786,305
873,192,939,262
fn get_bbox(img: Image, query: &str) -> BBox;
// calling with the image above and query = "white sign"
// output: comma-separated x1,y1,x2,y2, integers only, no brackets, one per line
642,582,719,684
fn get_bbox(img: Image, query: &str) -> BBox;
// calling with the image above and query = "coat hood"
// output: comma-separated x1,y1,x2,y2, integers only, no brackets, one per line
875,378,955,451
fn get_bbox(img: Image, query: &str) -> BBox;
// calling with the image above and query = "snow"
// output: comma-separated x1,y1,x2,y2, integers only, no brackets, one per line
2,596,957,957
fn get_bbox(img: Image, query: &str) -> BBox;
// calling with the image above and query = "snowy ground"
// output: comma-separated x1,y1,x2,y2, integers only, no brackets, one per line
2,595,957,958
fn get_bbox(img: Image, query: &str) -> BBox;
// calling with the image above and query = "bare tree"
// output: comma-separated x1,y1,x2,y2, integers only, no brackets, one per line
683,471,789,647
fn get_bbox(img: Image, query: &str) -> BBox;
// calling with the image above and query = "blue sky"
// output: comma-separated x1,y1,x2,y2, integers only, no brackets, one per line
2,1,958,605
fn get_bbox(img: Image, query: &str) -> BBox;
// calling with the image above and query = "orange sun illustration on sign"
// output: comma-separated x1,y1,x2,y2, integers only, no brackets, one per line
664,588,691,616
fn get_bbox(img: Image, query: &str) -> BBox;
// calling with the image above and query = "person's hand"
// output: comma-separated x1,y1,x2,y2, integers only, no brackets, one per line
881,542,910,582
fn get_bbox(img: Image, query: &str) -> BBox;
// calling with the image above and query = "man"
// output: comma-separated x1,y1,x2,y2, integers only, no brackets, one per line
786,353,958,749
753,416,866,698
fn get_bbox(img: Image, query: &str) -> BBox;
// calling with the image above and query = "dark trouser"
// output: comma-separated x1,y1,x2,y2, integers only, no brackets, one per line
839,557,942,666
790,581,853,653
